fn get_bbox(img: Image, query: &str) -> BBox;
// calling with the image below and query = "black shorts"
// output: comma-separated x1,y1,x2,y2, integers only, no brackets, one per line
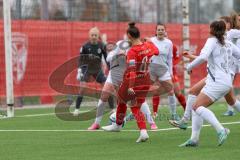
81,69,106,84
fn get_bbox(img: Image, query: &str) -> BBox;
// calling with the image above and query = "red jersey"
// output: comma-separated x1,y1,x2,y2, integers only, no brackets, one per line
172,44,181,66
118,41,158,103
126,41,159,74
172,44,181,82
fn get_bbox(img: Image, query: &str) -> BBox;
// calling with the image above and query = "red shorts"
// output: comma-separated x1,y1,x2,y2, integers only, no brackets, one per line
118,72,151,104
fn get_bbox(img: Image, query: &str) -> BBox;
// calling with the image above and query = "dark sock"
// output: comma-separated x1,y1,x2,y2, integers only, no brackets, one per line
108,96,115,109
75,96,83,109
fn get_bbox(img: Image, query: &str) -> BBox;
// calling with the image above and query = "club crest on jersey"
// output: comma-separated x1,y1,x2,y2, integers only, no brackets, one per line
98,48,102,54
12,32,28,84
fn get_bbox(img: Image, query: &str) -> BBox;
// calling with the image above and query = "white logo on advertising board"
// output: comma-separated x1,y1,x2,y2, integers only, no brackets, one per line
12,32,28,84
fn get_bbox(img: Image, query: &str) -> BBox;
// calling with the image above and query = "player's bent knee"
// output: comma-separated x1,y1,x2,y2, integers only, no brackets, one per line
100,92,111,102
188,88,198,96
174,90,181,96
192,104,200,111
225,92,236,106
226,98,236,106
167,88,174,95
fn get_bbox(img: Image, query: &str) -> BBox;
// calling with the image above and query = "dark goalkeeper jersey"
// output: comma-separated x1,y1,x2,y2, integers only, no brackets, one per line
79,41,108,75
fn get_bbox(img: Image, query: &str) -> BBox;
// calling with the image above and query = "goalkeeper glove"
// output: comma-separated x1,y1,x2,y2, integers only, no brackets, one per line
76,68,84,81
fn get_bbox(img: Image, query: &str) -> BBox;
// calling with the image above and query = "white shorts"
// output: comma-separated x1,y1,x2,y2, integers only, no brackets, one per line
201,82,231,102
150,70,171,82
106,69,124,86
149,63,170,82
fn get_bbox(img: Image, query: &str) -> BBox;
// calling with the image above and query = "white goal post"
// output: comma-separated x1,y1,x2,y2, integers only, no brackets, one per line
182,0,191,94
3,0,14,118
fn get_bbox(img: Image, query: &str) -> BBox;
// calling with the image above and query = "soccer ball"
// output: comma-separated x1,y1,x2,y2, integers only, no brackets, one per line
109,112,117,124
109,112,125,127
0,114,7,119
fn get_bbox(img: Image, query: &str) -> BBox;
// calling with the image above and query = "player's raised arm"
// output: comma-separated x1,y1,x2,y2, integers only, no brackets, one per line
187,37,216,72
102,43,109,66
78,45,87,68
77,45,87,81
183,51,197,61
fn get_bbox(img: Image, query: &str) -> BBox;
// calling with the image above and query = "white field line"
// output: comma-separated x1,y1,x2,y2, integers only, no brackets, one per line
13,110,90,118
2,108,128,118
0,121,239,132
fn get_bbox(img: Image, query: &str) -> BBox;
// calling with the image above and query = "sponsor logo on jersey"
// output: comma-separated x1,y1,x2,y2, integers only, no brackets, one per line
98,48,102,54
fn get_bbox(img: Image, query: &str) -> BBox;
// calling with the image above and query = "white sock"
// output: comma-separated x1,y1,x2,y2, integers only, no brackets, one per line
196,106,224,133
168,95,177,115
95,99,107,124
141,101,155,124
227,105,234,112
190,110,203,142
233,100,240,112
183,94,196,122
140,129,148,136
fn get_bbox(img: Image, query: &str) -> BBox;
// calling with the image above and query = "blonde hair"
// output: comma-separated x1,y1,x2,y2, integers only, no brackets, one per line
230,11,240,29
89,27,100,35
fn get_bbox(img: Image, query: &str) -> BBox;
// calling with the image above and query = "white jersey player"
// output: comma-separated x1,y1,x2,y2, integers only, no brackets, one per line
170,23,240,130
222,17,240,115
180,20,240,147
149,23,179,120
227,29,240,75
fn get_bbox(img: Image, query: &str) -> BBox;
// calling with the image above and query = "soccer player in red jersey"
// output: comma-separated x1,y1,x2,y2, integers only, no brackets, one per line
102,22,159,143
172,44,186,110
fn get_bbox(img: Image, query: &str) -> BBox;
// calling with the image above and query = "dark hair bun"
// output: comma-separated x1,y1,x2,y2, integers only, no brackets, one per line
127,22,140,39
128,22,136,28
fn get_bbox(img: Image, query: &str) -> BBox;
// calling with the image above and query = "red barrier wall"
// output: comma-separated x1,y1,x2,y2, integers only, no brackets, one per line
0,20,239,97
